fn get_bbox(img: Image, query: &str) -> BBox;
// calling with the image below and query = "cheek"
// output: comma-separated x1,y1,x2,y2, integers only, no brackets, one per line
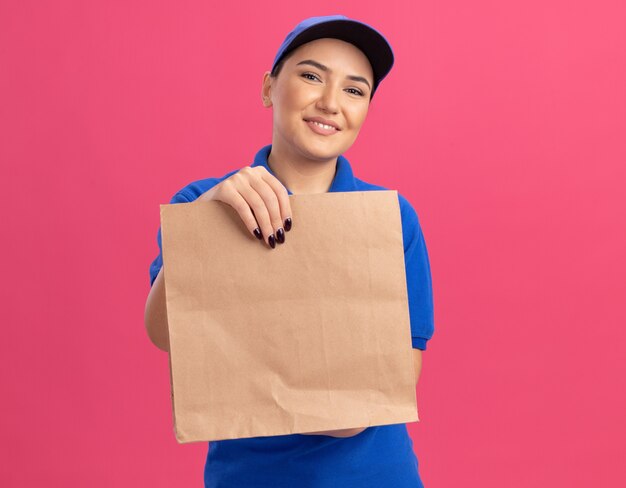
274,94,302,125
272,91,299,128
347,105,369,130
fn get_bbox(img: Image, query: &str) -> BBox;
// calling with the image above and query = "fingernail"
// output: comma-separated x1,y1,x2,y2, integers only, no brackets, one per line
268,234,276,249
253,228,263,240
284,218,292,231
276,228,285,244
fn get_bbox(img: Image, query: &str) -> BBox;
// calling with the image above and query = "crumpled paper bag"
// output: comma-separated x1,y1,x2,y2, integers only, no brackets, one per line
160,190,417,443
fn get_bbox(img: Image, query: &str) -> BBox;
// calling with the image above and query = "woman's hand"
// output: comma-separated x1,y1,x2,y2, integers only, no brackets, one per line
197,166,292,249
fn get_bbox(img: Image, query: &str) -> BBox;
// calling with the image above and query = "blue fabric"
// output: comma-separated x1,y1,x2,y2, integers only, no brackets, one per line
148,144,435,487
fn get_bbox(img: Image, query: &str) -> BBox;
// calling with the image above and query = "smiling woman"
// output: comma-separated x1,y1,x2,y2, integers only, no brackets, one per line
261,38,373,183
145,14,435,488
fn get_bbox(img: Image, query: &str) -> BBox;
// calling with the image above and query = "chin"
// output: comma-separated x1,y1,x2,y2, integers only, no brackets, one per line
303,148,341,162
299,138,353,162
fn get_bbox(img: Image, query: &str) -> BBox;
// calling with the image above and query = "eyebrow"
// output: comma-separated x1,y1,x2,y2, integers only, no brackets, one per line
295,59,372,90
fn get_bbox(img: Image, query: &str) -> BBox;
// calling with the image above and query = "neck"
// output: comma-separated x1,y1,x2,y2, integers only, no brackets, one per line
267,142,338,195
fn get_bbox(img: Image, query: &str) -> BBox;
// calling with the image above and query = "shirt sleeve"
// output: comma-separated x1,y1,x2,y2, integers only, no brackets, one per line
398,194,435,350
148,190,191,287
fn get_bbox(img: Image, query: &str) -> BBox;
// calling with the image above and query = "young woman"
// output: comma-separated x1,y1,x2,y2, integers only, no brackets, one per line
145,14,435,488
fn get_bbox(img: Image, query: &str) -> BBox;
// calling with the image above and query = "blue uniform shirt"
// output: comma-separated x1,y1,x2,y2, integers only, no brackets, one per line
149,144,435,488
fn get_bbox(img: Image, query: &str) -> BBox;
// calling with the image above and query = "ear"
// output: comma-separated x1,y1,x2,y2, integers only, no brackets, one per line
261,71,273,108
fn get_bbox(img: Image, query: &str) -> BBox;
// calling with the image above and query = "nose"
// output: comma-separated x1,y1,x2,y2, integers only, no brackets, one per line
315,84,339,114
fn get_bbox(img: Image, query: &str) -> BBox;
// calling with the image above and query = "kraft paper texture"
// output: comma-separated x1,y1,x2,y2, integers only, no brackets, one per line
160,190,417,443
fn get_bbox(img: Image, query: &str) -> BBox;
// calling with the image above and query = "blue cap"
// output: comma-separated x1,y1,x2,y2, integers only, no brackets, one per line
271,15,394,96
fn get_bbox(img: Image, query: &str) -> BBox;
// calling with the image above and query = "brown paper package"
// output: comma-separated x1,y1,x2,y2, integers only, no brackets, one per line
160,190,417,443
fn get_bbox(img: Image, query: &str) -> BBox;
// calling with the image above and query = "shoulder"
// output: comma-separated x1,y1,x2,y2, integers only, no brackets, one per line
169,167,242,203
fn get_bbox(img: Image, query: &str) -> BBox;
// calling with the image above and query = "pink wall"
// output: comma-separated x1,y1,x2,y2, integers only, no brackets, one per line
1,1,624,486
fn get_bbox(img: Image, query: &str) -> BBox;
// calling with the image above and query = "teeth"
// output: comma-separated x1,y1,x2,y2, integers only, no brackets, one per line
312,121,335,130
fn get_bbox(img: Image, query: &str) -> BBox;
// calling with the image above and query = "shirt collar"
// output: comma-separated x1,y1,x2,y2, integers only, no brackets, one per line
251,144,357,195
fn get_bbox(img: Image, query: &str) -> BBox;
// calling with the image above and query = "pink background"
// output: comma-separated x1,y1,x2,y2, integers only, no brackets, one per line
1,1,624,486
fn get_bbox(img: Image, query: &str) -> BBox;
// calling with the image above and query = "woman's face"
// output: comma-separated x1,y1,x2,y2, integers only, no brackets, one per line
262,37,374,163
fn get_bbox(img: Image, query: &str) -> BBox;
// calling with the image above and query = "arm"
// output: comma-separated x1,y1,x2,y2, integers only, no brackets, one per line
303,349,424,438
144,267,170,352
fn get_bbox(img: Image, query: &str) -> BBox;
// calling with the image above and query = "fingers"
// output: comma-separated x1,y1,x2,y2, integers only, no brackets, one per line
247,170,291,246
214,166,293,248
221,184,268,242
239,178,277,247
260,170,292,232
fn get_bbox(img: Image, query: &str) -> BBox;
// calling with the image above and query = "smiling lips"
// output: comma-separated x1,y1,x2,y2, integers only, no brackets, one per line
304,117,340,136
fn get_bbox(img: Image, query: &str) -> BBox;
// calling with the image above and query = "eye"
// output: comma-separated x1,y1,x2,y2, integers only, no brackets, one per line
301,72,321,82
345,87,365,97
